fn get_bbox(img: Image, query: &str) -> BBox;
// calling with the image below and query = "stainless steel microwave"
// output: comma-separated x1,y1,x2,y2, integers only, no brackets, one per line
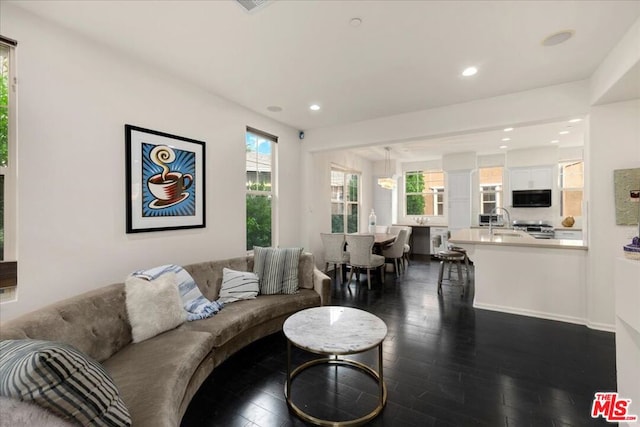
512,189,552,208
478,214,503,226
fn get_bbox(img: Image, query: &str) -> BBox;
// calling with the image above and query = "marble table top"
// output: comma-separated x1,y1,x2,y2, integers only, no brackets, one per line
283,306,388,355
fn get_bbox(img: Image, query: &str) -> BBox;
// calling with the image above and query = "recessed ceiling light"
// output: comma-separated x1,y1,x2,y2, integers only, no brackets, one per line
559,130,570,135
462,66,478,77
503,127,514,132
309,104,321,111
349,17,362,27
266,105,282,112
499,145,508,149
550,140,559,144
568,118,582,123
502,137,511,142
542,30,575,47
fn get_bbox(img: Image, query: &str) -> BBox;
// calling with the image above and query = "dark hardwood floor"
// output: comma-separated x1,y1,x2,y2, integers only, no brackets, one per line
181,259,617,426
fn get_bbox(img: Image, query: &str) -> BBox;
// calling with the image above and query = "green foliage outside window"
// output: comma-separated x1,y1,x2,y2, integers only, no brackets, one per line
246,193,271,250
406,172,425,215
0,49,8,167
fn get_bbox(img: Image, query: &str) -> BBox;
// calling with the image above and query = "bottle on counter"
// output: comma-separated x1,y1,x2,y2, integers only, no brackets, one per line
368,209,377,233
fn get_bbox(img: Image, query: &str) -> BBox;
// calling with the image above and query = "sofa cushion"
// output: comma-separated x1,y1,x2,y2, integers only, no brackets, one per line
0,339,131,427
0,396,77,427
180,289,320,347
102,329,214,427
218,268,259,303
253,247,303,294
125,273,186,343
0,283,131,363
182,256,250,302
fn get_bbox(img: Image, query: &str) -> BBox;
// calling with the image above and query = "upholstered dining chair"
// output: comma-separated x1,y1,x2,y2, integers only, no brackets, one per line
382,229,408,277
320,233,349,284
345,234,385,291
389,226,412,268
375,225,389,234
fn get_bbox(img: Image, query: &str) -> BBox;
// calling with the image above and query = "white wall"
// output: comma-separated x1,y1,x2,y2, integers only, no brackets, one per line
585,99,640,330
1,5,301,321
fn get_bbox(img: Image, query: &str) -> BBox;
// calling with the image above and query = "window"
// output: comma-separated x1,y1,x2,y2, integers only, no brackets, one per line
1,37,17,299
331,168,360,233
405,170,444,216
479,167,503,214
246,127,277,250
559,160,583,217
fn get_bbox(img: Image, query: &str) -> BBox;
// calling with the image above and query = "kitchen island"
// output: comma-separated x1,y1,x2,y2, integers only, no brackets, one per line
449,228,591,327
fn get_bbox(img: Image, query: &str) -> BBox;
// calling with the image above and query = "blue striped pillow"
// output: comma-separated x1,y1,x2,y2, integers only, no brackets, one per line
253,247,303,295
0,339,131,426
218,268,260,303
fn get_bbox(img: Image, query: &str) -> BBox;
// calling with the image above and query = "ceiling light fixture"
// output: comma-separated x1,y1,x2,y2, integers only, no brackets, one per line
542,30,575,47
349,17,362,27
266,105,282,112
550,140,559,144
462,66,478,77
568,118,582,123
559,130,570,135
377,147,396,190
309,104,321,111
503,127,514,132
502,137,511,142
499,145,508,149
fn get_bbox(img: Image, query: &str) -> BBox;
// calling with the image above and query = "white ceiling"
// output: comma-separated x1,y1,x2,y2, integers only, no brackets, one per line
8,0,640,159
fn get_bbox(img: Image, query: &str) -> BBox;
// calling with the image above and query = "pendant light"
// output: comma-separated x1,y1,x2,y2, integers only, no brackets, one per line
377,147,396,190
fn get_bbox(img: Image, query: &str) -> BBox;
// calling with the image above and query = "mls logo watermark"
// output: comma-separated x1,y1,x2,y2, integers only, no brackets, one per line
591,392,638,422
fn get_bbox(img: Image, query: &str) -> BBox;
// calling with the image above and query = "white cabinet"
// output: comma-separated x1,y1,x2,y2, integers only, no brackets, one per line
447,171,471,230
430,227,448,253
510,166,553,190
554,230,582,240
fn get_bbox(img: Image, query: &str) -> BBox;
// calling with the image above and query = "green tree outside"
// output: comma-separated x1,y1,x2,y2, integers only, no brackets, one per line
406,172,425,215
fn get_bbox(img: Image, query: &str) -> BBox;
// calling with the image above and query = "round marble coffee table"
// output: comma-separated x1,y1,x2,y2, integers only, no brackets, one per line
283,306,388,426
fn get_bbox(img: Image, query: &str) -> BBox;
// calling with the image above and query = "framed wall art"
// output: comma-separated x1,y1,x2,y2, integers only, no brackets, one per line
125,124,206,233
613,167,640,226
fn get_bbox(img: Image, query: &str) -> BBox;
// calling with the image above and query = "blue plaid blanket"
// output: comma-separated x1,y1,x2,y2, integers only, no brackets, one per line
130,264,223,321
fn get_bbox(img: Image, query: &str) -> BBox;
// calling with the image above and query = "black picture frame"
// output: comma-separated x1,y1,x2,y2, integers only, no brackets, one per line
125,124,206,233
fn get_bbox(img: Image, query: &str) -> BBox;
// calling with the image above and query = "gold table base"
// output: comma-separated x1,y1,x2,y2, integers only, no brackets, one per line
284,341,387,427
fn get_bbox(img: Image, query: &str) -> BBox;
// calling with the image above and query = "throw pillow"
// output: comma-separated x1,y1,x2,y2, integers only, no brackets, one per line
125,272,186,343
218,268,260,303
0,340,131,427
253,247,303,295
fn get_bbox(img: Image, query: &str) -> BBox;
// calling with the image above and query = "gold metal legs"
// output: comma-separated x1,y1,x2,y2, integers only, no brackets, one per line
284,341,387,426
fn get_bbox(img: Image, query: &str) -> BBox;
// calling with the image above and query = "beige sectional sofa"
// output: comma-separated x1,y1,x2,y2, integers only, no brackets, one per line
0,253,331,426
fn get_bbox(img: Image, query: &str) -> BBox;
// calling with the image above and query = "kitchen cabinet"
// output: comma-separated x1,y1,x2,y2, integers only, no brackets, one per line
554,230,582,240
510,166,553,190
447,171,471,230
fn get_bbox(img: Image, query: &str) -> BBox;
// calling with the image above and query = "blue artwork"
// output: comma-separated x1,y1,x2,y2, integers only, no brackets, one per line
141,143,196,217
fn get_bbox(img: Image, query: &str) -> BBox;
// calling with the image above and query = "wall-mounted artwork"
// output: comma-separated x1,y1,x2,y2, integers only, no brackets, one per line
613,167,640,226
126,125,205,233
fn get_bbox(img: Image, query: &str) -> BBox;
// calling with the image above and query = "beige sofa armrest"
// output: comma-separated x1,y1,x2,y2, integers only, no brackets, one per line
313,267,331,305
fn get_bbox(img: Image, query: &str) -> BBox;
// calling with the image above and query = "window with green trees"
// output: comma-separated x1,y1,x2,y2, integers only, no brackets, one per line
246,128,276,250
331,168,359,233
0,41,12,262
405,170,444,216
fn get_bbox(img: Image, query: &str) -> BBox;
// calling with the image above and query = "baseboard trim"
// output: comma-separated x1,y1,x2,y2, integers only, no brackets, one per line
473,302,615,332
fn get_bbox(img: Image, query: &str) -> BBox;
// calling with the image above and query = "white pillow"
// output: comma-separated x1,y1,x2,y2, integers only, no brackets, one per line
125,272,186,343
218,268,259,303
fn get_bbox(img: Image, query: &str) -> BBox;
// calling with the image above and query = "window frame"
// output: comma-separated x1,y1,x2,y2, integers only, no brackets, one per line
1,37,17,264
404,170,445,217
245,127,277,251
330,166,361,234
478,166,504,215
559,160,584,218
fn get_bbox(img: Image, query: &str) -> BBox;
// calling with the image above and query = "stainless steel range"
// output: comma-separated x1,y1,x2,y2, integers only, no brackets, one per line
512,220,555,239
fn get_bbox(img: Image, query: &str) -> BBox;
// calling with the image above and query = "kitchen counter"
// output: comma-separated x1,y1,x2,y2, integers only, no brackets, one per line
448,228,590,326
449,228,587,250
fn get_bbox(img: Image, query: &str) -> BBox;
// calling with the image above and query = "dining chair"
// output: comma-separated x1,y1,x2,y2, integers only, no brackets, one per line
382,229,408,277
345,234,385,291
375,225,389,234
389,226,412,268
320,233,349,284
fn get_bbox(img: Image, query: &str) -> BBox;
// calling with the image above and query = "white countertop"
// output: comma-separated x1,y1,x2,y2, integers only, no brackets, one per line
449,228,587,250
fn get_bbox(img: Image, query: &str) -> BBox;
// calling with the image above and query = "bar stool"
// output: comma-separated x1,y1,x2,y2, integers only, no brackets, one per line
447,245,470,285
436,250,466,296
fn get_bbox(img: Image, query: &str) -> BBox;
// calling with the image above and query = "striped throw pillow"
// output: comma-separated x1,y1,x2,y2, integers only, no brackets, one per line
253,247,303,295
218,268,260,303
0,340,131,427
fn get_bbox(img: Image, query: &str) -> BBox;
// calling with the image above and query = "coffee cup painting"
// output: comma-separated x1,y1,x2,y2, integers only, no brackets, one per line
125,124,205,233
143,144,195,215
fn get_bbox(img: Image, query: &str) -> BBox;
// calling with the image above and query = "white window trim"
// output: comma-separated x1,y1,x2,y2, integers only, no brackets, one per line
330,164,361,234
404,170,445,217
1,41,17,262
559,160,584,218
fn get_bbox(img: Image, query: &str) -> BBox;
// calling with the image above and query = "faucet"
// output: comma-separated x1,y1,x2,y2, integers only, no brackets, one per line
489,207,511,235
